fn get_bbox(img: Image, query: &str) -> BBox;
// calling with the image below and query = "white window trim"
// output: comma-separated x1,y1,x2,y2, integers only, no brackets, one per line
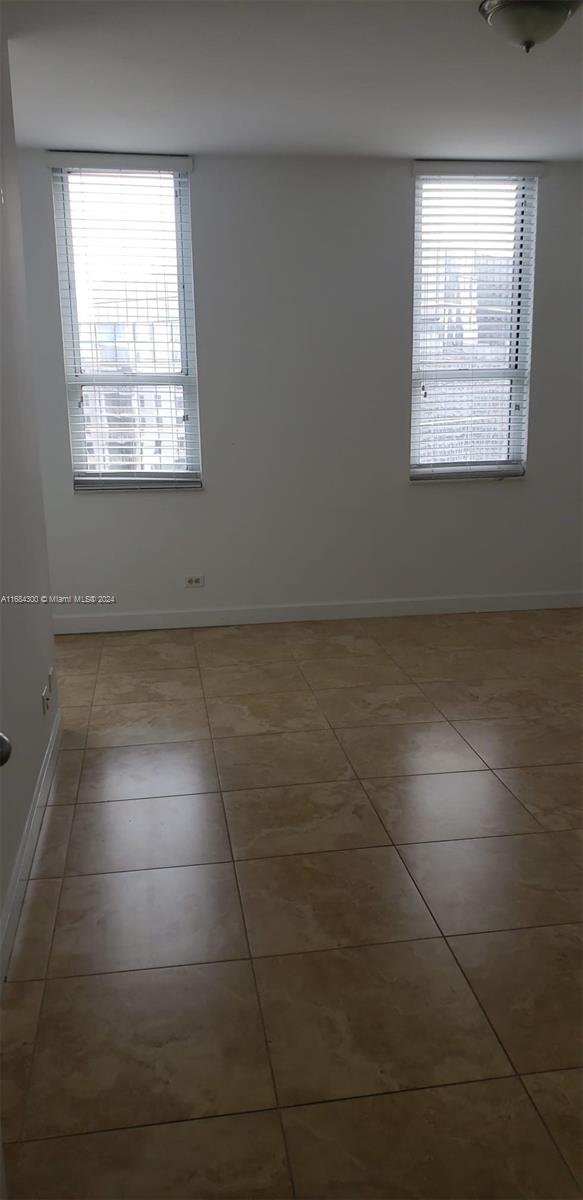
412,161,545,177
409,162,539,483
51,152,202,492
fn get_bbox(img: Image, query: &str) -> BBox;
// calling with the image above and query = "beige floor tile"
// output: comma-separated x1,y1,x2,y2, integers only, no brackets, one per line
207,691,328,737
47,750,83,805
48,864,247,976
287,629,386,661
58,674,96,707
5,1111,292,1199
24,961,275,1139
201,660,308,697
364,771,541,843
77,742,218,803
103,629,194,647
254,939,511,1105
55,636,103,674
337,722,484,778
495,763,583,830
60,707,89,750
499,646,581,678
363,613,486,649
286,620,369,639
363,613,471,636
87,698,210,747
378,622,580,669
215,730,353,790
237,847,438,955
450,925,582,1072
0,981,44,1142
523,1068,583,1187
366,611,554,646
282,1078,579,1199
387,646,515,681
401,834,583,934
224,781,388,859
314,683,445,729
545,829,583,867
30,806,74,878
422,676,582,721
7,879,61,981
93,667,202,705
194,626,294,667
298,655,408,689
454,716,582,769
99,641,197,674
66,793,230,874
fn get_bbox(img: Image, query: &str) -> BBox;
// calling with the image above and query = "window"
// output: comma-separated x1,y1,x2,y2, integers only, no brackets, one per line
52,159,201,490
410,170,538,480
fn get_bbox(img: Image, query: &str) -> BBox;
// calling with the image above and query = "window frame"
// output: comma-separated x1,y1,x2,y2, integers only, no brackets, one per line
50,153,202,492
409,162,540,483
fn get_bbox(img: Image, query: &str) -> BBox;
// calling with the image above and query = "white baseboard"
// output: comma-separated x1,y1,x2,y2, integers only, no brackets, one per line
0,710,62,979
52,591,582,634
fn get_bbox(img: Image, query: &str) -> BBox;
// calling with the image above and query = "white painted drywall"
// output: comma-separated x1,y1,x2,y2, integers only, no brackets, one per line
0,42,58,936
17,154,583,632
7,1,583,160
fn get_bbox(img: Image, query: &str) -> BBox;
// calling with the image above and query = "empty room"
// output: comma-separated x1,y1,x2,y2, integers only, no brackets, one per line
1,1,582,1197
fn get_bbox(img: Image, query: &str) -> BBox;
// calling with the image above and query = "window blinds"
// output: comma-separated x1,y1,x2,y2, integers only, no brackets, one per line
410,173,538,480
52,165,201,489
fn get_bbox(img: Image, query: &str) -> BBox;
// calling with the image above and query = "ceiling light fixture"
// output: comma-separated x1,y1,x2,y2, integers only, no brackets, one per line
479,0,581,52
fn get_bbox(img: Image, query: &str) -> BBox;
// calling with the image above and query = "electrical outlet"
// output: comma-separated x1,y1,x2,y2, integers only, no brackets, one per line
41,685,51,715
184,574,205,588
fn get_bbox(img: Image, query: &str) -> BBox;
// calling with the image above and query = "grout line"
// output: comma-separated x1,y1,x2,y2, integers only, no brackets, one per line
198,660,298,1197
197,679,298,1198
7,918,583,983
298,661,377,828
286,637,533,1117
14,1067,583,1152
515,1073,583,1193
488,767,565,833
14,636,105,1140
15,621,582,1179
28,823,583,885
0,1075,551,1147
54,740,583,794
445,935,583,1194
392,841,523,1080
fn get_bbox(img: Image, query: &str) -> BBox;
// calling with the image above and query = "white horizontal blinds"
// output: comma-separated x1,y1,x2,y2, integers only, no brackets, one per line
52,166,201,489
411,174,538,479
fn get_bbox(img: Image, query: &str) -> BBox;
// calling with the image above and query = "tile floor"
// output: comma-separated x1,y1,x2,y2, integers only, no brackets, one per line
1,609,582,1198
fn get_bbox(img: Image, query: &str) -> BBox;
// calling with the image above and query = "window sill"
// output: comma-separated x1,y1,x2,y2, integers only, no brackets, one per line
73,477,203,493
410,465,526,483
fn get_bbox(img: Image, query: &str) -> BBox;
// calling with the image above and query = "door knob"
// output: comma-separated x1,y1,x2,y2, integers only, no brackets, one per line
0,733,12,766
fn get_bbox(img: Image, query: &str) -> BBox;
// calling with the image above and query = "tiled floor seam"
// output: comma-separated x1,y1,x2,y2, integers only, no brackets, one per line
10,920,583,984
29,826,583,886
296,662,374,800
277,628,579,1118
10,1070,550,1149
274,643,534,1125
10,641,94,1142
389,838,526,1090
486,762,571,833
296,659,531,860
13,622,582,1188
197,661,298,1199
515,1070,583,1194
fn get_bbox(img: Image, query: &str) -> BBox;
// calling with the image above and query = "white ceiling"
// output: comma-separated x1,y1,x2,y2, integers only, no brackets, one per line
6,0,583,159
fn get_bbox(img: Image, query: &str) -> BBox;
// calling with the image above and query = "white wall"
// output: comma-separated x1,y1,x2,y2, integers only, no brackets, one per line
1,42,58,959
17,153,583,633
